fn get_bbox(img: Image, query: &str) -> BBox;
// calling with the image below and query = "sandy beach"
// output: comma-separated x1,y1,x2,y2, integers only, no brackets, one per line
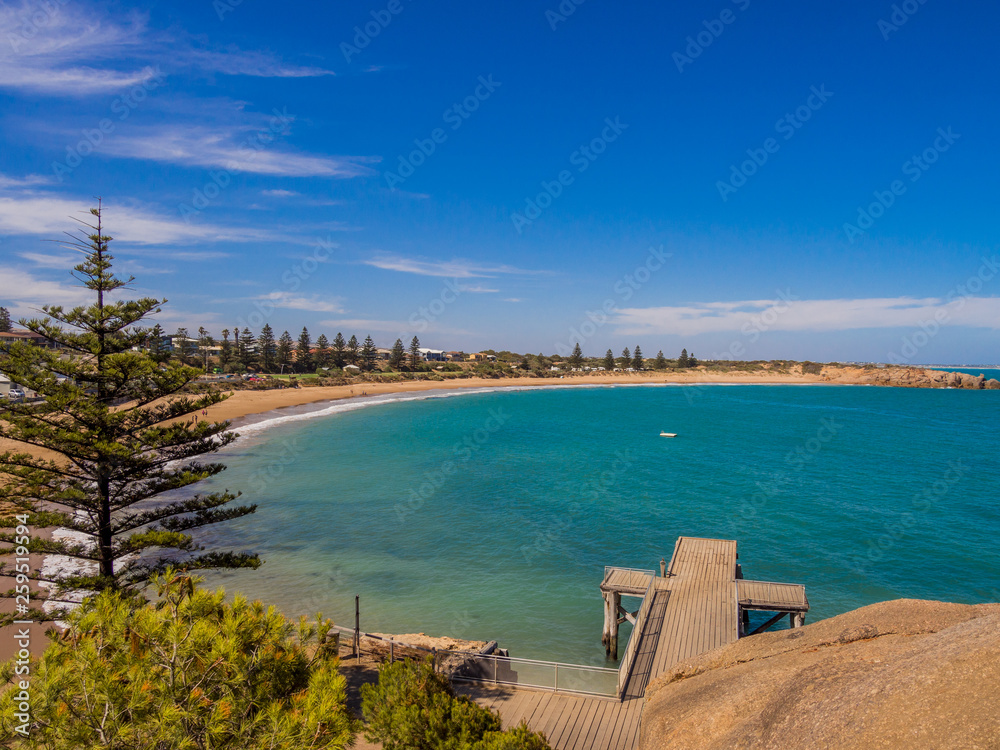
196,369,836,426
0,364,963,461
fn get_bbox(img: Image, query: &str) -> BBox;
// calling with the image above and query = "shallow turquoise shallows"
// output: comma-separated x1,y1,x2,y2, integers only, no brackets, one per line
191,384,1000,666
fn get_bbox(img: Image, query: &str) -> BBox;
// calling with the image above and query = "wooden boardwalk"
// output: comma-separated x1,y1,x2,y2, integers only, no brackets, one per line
457,686,643,750
737,579,809,612
461,537,808,750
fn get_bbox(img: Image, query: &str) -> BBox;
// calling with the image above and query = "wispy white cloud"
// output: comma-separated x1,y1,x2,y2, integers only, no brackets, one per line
458,285,499,293
503,298,523,303
317,318,473,338
159,250,233,261
0,4,152,95
261,189,300,198
0,3,333,97
18,251,77,269
0,268,95,314
0,174,53,189
113,260,174,275
19,250,172,276
179,48,334,79
364,254,546,279
612,295,1000,336
0,189,270,245
255,292,345,314
316,318,411,334
99,126,377,177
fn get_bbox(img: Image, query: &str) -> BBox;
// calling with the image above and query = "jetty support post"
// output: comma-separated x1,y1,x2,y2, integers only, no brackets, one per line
790,612,805,628
354,595,360,659
602,591,621,659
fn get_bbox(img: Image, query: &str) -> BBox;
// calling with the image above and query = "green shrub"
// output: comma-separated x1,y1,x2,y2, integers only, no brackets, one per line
0,572,357,749
361,658,550,750
473,723,553,750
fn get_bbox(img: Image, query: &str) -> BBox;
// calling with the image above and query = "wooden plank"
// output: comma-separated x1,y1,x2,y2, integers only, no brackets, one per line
552,696,593,750
524,692,556,734
619,701,646,750
564,697,608,750
625,700,646,750
497,689,533,729
589,698,625,750
556,698,599,749
475,686,507,712
538,695,578,747
569,699,605,750
601,704,628,750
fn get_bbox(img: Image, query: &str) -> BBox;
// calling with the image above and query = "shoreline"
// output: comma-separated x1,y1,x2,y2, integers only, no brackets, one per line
200,365,980,434
2,365,990,460
208,371,831,430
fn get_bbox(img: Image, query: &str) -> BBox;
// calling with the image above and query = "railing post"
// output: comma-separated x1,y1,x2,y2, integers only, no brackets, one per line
554,663,558,692
493,655,497,684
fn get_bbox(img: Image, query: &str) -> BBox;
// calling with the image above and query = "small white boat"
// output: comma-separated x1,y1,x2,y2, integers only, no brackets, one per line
660,432,677,437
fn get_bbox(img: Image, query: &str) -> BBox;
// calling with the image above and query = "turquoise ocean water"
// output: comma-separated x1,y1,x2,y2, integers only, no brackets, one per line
192,385,1000,666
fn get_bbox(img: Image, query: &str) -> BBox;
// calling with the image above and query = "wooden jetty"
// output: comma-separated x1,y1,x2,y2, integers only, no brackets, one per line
460,536,808,750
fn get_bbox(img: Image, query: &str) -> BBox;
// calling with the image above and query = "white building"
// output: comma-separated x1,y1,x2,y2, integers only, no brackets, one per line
419,348,446,362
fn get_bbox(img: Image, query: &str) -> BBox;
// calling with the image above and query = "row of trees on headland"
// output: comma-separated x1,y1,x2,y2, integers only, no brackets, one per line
138,321,701,375
147,324,428,374
566,343,698,371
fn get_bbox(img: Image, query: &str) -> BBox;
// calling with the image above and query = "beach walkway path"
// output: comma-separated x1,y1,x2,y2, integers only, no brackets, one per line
459,536,808,749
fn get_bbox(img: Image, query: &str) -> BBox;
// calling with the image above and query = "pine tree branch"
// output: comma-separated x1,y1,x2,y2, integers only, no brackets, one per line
120,552,261,586
110,494,244,534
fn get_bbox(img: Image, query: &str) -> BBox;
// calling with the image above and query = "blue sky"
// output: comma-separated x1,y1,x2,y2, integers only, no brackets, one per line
1,0,998,363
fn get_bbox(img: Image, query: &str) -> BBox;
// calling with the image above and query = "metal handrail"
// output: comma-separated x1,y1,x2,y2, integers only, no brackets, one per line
603,565,656,581
332,624,619,697
335,567,662,701
450,653,618,698
616,575,656,697
737,578,808,588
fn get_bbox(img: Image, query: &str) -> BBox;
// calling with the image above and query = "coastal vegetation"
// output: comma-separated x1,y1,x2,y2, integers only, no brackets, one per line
0,206,259,618
362,657,551,749
0,572,357,749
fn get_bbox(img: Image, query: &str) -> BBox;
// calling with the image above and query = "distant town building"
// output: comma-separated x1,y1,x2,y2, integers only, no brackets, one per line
419,348,446,362
468,352,497,362
0,329,58,349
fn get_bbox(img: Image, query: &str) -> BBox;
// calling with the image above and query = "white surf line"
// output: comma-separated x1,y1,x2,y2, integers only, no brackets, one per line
228,380,841,441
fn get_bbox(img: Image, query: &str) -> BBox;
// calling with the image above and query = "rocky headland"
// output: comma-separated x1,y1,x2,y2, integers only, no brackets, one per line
640,599,1000,750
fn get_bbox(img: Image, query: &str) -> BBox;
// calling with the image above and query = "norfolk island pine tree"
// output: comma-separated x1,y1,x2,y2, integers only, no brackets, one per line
408,336,421,369
389,338,406,369
0,205,259,618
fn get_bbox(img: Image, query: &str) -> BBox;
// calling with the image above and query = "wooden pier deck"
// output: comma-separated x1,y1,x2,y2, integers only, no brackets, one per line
461,536,808,750
457,686,643,750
